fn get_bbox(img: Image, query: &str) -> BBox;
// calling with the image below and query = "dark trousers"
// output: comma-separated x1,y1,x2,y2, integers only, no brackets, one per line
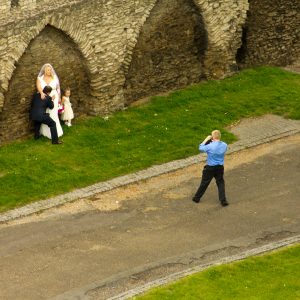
33,114,58,144
194,165,226,202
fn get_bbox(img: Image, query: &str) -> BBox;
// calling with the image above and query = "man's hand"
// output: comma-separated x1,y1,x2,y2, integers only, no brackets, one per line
204,135,212,142
201,135,212,145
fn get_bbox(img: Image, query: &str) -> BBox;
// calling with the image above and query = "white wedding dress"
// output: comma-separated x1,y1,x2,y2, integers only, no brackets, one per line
39,76,63,139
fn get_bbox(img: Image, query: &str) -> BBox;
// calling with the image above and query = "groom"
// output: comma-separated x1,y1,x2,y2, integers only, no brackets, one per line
30,85,62,144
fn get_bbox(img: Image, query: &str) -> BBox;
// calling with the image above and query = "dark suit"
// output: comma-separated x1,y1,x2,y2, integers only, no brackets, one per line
30,92,58,143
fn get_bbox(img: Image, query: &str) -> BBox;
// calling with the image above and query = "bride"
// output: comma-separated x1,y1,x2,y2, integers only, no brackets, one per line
36,63,63,139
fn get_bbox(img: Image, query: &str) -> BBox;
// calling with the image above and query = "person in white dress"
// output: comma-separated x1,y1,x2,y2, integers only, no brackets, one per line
61,88,74,127
36,64,63,139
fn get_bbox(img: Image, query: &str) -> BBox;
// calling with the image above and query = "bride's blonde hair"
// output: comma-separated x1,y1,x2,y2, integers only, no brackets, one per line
44,64,55,78
38,63,56,79
37,63,61,98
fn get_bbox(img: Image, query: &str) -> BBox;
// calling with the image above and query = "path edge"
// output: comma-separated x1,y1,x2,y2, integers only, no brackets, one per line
1,127,300,223
108,235,300,300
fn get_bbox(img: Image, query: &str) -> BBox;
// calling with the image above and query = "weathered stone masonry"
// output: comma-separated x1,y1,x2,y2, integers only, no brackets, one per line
0,0,299,143
236,0,300,67
124,0,209,104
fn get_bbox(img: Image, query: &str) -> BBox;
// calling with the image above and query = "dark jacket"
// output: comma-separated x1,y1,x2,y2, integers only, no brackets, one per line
30,92,54,121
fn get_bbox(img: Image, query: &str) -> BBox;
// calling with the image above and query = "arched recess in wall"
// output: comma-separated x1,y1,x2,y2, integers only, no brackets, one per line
123,0,208,104
0,25,91,142
235,24,248,67
236,0,300,67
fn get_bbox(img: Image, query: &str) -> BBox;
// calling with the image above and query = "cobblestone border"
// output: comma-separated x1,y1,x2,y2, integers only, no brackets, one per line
1,119,300,224
107,235,300,300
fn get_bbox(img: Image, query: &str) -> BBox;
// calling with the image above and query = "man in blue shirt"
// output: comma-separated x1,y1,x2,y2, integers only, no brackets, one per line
192,130,229,206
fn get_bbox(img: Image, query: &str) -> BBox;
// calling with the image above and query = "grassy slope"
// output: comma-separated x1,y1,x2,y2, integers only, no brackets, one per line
0,67,299,211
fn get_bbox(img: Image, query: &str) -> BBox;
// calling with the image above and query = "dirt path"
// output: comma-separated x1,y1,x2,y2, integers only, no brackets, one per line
0,134,299,300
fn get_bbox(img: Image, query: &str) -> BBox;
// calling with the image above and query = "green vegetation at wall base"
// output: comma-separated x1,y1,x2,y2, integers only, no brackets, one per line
0,67,299,211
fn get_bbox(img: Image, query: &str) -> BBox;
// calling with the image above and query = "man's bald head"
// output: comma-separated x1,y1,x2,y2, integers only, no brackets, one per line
212,130,221,140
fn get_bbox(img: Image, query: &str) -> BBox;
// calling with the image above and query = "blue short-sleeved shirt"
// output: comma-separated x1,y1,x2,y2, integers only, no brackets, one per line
199,141,227,166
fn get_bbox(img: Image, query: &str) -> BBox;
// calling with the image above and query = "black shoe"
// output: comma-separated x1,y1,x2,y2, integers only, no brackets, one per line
192,197,200,203
34,134,42,140
221,200,229,207
52,140,63,145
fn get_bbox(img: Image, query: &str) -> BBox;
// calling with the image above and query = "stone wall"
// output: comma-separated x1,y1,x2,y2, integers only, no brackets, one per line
1,0,298,143
0,25,90,141
236,0,300,67
124,0,208,103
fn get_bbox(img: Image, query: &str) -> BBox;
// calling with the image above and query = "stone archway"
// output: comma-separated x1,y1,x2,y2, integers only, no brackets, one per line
123,0,208,104
0,25,90,142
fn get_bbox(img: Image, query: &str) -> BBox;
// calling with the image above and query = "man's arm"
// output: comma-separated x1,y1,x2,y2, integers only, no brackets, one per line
199,135,212,152
46,96,54,109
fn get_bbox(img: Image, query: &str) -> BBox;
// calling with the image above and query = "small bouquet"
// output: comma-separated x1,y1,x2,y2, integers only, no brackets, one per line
58,102,64,114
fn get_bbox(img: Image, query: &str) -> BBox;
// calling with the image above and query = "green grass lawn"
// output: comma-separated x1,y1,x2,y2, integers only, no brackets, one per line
0,67,300,212
133,244,300,300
